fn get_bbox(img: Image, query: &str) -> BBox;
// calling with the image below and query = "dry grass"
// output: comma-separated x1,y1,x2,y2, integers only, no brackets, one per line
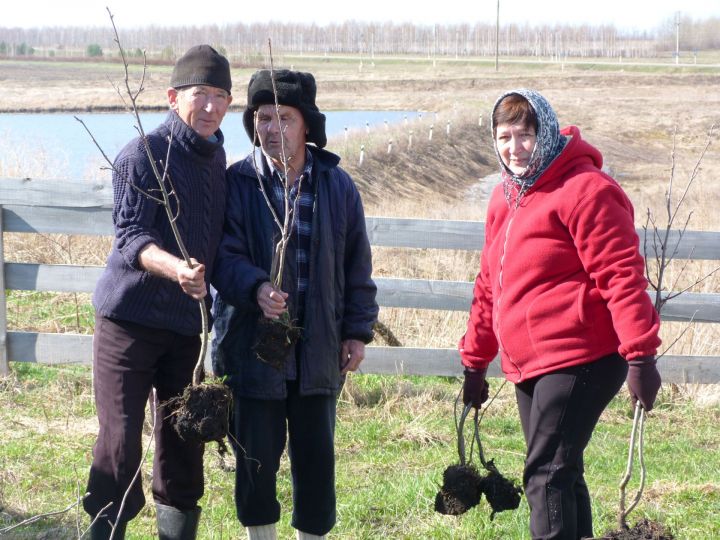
2,113,719,356
1,56,719,540
1,61,718,357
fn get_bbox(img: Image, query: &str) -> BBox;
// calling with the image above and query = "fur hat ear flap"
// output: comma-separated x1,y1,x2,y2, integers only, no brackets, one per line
298,72,318,104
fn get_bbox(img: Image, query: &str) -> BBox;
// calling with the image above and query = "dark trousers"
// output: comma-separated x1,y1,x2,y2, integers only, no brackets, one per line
515,353,628,540
231,380,337,536
83,316,204,523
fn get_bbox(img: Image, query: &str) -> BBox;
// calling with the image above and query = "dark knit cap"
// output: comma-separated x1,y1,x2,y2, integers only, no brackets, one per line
243,69,327,149
171,45,232,95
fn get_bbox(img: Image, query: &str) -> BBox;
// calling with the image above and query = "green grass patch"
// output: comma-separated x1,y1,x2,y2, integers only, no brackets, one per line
6,291,95,334
0,367,718,539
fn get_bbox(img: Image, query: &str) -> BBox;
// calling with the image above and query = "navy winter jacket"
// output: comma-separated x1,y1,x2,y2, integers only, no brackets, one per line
211,146,378,398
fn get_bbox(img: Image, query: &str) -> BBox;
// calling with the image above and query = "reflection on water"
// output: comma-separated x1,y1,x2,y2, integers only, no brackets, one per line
0,110,421,180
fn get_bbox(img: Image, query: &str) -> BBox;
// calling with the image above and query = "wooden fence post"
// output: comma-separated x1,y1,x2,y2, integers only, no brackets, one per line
0,205,9,376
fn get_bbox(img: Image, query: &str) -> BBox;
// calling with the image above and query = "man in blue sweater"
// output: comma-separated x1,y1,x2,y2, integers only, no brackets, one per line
212,69,378,540
84,45,232,540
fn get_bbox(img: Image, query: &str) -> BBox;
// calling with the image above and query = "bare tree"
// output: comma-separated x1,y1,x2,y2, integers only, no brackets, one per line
616,124,717,532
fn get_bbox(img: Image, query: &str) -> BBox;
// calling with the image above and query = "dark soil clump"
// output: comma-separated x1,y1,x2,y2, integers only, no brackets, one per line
478,464,523,520
434,464,484,515
253,315,301,370
594,519,675,540
170,383,233,444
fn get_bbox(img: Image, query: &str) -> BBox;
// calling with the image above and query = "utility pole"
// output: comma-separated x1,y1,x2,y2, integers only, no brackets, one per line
495,0,500,72
675,12,680,65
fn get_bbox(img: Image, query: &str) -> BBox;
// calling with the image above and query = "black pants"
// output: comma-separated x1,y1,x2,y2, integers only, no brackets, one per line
515,353,628,540
231,380,337,536
83,316,204,522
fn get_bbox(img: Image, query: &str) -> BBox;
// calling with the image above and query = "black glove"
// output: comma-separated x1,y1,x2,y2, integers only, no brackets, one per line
463,367,489,409
626,356,661,411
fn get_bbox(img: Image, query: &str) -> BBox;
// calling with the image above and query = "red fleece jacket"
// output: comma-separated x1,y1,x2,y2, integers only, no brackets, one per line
460,126,661,383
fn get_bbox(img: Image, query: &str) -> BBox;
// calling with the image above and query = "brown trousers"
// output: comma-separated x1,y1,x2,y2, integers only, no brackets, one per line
83,316,203,522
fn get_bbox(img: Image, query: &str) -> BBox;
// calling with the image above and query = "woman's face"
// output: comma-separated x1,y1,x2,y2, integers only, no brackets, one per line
495,122,537,175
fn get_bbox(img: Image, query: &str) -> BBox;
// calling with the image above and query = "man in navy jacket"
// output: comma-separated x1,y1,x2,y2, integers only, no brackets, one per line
211,69,378,540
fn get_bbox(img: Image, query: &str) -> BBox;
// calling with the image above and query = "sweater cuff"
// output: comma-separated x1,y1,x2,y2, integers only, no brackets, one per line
121,233,161,271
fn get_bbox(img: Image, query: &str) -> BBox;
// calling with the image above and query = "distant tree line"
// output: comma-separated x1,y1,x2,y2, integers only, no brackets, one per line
0,17,718,62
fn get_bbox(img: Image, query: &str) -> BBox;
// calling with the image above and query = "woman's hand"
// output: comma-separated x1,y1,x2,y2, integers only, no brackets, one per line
463,367,489,409
626,357,662,411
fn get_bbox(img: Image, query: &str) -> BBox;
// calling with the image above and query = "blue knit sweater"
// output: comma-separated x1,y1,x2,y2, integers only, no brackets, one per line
93,111,227,336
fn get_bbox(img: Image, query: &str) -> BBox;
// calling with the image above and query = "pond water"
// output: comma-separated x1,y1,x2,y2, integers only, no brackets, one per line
0,109,419,180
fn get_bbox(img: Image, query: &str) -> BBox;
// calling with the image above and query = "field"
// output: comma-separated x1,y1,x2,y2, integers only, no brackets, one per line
1,54,720,539
1,365,720,539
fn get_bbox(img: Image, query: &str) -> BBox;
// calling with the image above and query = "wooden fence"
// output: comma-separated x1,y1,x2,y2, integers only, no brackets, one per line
1,177,719,382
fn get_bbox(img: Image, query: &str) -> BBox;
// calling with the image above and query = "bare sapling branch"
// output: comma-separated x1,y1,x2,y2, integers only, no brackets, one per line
250,38,304,293
619,123,717,529
267,39,292,291
618,402,646,529
109,389,158,539
644,124,717,313
0,495,89,535
78,7,209,385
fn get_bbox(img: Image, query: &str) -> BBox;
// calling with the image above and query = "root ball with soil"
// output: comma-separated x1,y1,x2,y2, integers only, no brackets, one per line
435,399,523,519
169,383,233,444
479,463,523,520
434,464,484,515
588,518,675,540
252,313,302,370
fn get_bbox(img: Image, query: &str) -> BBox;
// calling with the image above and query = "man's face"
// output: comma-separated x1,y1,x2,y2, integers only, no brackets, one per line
167,85,232,139
255,104,307,165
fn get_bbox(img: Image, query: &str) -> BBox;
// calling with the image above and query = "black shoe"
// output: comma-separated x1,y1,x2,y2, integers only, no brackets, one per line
156,503,201,540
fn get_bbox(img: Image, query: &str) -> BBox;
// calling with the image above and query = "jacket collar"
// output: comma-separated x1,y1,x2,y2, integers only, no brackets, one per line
238,144,340,178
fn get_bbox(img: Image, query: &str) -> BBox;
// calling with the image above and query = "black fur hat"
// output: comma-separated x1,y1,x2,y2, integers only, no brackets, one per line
170,45,232,94
243,69,327,149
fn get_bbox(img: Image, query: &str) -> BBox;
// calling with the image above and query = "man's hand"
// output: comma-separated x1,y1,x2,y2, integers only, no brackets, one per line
257,282,288,319
176,258,207,300
138,244,207,299
340,339,365,375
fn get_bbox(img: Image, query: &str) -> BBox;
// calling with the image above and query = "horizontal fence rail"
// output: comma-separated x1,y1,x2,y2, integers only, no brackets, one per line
2,177,720,382
5,332,718,383
5,264,720,323
3,203,720,260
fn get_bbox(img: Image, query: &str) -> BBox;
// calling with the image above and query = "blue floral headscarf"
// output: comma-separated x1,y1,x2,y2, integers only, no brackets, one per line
491,89,567,203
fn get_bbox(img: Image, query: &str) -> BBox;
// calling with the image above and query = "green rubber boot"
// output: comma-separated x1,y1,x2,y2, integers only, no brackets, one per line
156,503,201,540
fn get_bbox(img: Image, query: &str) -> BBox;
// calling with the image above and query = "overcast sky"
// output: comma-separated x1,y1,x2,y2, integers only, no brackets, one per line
2,0,716,31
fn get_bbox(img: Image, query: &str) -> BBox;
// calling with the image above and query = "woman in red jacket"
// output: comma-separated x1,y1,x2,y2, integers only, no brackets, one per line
459,89,662,540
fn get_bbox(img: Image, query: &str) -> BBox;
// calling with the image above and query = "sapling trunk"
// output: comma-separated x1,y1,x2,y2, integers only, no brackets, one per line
78,9,231,447
247,40,305,370
606,125,716,539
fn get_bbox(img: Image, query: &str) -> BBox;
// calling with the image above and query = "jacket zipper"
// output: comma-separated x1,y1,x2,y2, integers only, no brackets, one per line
496,191,524,382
